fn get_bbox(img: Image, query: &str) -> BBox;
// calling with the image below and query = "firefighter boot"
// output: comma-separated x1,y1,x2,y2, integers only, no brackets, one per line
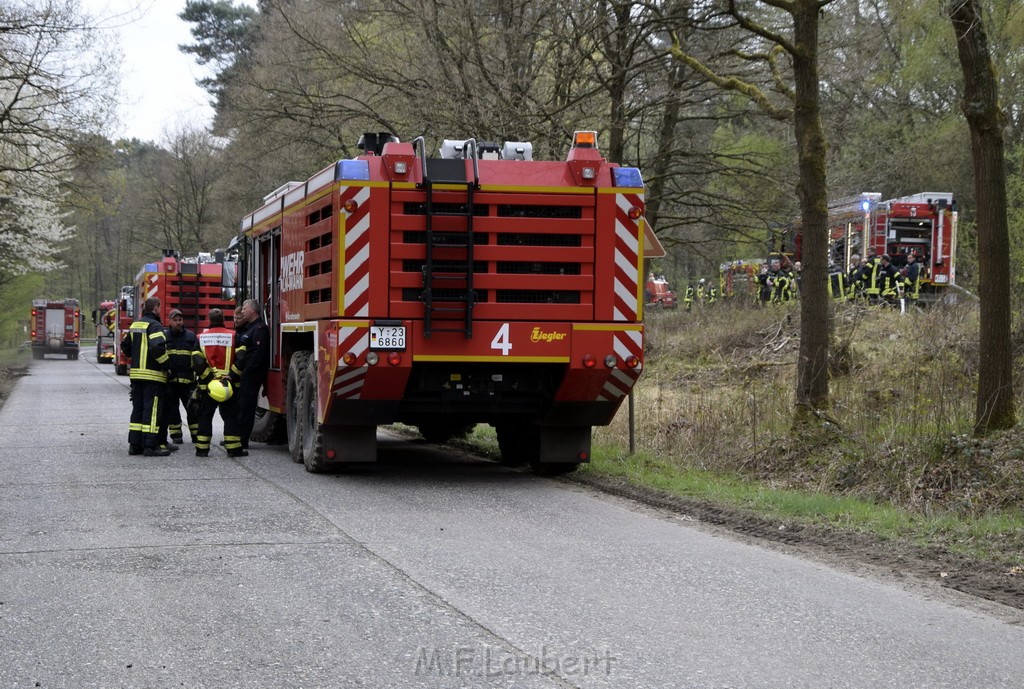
195,449,209,458
128,445,143,456
227,448,249,458
143,447,171,457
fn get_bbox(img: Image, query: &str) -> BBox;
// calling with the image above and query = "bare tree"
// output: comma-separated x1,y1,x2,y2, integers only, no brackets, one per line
948,0,1015,435
669,0,836,420
0,0,118,282
136,126,226,255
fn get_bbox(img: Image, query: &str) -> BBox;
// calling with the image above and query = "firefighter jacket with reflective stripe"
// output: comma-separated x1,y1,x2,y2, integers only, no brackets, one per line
862,259,881,295
904,262,921,299
878,263,903,297
194,326,240,386
123,313,169,383
164,327,199,384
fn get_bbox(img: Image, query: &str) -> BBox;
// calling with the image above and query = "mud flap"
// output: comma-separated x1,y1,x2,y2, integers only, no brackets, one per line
536,425,591,464
322,425,378,465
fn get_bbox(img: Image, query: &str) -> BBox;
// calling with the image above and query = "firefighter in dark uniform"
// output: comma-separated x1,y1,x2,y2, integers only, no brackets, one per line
192,308,245,457
234,298,270,450
771,261,793,304
877,254,903,305
162,309,199,445
123,296,172,456
861,253,882,301
903,252,922,303
756,263,773,305
844,254,862,299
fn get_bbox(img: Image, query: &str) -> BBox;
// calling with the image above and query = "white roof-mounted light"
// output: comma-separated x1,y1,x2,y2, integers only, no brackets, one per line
501,141,533,160
439,139,468,159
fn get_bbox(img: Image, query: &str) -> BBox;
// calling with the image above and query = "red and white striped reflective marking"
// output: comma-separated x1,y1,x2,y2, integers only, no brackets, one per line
598,329,643,401
342,186,372,317
332,325,368,399
613,193,642,321
145,274,158,301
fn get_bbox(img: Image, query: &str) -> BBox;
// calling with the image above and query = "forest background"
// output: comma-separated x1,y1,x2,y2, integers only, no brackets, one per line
6,0,1024,326
7,0,1024,588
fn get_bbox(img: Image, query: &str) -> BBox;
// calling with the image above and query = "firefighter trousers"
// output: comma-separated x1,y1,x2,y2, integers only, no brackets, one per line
164,382,197,442
129,380,166,450
236,373,264,448
195,394,243,452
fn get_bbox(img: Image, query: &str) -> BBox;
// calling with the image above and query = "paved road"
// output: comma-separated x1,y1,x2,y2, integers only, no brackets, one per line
2,354,1024,688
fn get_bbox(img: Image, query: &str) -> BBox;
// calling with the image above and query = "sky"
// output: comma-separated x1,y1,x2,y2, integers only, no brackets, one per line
82,0,252,144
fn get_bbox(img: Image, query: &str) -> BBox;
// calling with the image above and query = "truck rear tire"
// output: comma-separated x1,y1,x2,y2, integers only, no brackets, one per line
287,351,310,463
299,356,329,472
250,408,286,444
116,364,127,375
495,424,538,466
299,358,377,471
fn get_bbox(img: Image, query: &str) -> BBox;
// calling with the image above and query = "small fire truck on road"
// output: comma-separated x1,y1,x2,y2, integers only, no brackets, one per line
236,131,646,473
114,251,237,375
30,299,81,360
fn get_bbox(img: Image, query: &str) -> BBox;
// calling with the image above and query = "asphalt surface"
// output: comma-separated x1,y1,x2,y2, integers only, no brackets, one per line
2,353,1024,688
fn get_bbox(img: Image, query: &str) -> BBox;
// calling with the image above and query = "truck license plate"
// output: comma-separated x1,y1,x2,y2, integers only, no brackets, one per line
370,325,406,350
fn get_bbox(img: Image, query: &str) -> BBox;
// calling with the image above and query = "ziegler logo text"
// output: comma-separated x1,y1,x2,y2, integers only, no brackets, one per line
530,328,566,343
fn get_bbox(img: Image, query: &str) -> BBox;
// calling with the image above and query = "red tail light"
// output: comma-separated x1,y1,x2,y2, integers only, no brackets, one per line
388,352,401,366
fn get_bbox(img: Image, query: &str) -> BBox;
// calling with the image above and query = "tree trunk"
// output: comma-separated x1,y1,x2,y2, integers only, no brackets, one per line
949,0,1016,435
791,0,832,419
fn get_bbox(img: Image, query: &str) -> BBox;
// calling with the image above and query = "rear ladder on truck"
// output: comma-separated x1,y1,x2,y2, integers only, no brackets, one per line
413,137,480,339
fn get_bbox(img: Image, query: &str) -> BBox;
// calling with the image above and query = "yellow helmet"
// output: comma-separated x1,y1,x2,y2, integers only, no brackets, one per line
208,378,233,402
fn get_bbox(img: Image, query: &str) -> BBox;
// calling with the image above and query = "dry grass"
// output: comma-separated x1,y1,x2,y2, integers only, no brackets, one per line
597,298,1024,516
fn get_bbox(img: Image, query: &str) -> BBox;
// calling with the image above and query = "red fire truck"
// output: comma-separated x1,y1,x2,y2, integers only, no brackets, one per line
30,299,81,360
787,192,957,302
114,251,237,375
237,131,646,473
92,300,116,363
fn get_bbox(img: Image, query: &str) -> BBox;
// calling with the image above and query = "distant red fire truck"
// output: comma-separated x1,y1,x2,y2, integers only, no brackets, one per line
788,191,958,302
114,251,237,375
30,299,81,360
236,131,647,474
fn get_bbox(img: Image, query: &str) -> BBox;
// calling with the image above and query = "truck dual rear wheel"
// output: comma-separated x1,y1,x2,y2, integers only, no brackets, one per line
250,407,286,445
286,351,310,463
496,424,585,475
299,356,328,472
495,424,537,466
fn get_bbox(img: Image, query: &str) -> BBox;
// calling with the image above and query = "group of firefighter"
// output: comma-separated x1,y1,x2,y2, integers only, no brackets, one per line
682,278,722,310
742,252,921,306
829,252,922,305
122,297,269,458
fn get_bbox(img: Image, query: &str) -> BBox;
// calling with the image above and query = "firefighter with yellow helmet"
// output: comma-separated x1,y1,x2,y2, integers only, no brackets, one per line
192,308,245,457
